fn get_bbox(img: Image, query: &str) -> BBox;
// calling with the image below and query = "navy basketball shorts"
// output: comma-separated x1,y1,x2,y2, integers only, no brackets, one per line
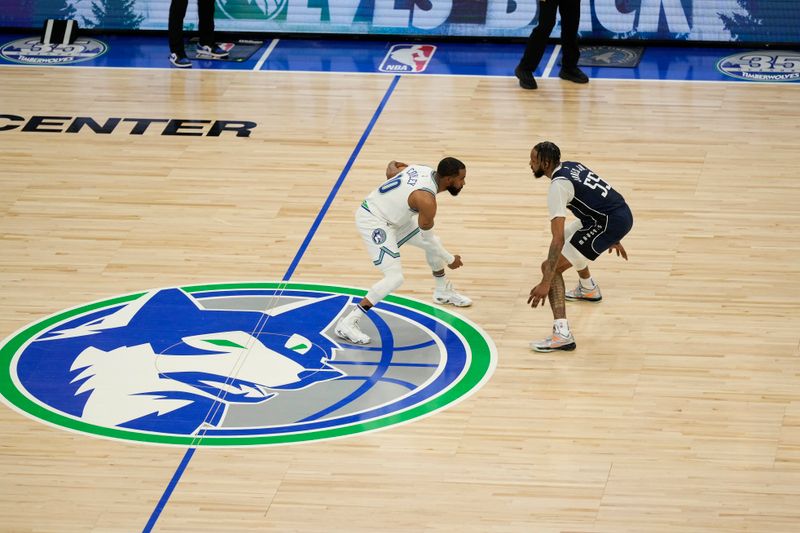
567,205,633,263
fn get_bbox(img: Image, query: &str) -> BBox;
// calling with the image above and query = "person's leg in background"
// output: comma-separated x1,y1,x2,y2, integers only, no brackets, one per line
195,0,229,59
515,0,560,90
168,0,192,67
557,0,589,83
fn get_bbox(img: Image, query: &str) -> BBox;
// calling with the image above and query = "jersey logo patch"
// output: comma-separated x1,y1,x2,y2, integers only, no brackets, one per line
371,228,387,244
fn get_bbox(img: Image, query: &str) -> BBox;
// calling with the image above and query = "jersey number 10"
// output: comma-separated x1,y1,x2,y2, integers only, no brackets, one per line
379,177,402,194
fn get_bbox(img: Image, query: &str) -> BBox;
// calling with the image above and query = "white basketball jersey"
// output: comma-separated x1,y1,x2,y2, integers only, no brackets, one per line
363,165,438,226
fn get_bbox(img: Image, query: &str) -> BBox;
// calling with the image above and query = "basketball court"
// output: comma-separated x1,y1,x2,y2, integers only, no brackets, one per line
1,33,800,532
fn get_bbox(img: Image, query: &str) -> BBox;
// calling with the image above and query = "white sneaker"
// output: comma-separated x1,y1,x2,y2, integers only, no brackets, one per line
195,44,229,59
433,281,472,307
334,314,370,344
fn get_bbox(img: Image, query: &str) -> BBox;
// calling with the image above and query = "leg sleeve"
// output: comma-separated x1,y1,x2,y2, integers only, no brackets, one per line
365,262,405,305
561,219,590,271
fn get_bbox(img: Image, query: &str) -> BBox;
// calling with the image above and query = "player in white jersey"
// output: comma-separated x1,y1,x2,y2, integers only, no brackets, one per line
335,157,472,345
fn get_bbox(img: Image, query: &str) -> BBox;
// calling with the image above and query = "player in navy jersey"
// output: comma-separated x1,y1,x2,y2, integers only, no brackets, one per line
527,141,633,352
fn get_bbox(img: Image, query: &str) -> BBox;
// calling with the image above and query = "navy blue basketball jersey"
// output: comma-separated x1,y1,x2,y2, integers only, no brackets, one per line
553,161,633,260
552,161,628,226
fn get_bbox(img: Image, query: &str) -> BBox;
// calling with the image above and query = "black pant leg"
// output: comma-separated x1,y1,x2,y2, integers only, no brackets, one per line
168,0,189,55
518,0,560,71
197,0,216,47
559,0,581,69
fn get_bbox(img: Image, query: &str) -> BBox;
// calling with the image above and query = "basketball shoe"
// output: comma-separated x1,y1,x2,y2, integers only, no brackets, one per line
558,67,589,84
530,328,576,352
433,281,473,307
514,66,537,90
169,53,191,68
196,44,229,59
334,311,370,345
565,282,602,302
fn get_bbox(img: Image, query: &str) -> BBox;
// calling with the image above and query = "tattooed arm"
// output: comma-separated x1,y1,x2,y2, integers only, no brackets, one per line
528,217,566,308
542,216,566,280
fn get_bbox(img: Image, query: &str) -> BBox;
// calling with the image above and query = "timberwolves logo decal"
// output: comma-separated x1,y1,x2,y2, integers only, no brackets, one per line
0,37,107,65
575,46,643,68
371,228,387,244
216,0,288,20
717,51,800,82
0,282,496,446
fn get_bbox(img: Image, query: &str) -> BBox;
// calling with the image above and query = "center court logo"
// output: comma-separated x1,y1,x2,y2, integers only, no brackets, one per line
0,37,107,65
0,282,496,446
717,50,800,82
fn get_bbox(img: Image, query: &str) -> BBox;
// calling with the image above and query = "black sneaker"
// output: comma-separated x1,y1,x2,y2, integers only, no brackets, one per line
514,66,537,90
169,53,191,68
558,67,589,84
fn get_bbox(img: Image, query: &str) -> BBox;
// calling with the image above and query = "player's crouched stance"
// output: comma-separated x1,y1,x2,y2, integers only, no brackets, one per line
335,158,471,345
527,141,633,352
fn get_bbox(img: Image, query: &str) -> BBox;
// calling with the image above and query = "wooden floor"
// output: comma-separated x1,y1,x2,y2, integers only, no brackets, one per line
1,66,800,532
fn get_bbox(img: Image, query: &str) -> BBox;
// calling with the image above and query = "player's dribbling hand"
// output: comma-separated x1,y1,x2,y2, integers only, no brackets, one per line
608,242,628,260
528,282,550,308
448,255,463,269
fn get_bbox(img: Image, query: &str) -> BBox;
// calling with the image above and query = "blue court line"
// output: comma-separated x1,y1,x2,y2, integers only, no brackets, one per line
142,75,402,533
142,448,196,533
335,339,437,352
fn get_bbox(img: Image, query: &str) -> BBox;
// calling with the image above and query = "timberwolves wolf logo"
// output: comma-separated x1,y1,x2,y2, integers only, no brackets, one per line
215,0,288,20
0,283,495,446
371,228,387,244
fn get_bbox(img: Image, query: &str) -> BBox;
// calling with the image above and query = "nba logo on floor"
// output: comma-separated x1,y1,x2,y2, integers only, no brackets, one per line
379,44,436,73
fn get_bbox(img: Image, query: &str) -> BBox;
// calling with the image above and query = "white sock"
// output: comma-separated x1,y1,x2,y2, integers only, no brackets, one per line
579,276,595,290
554,318,570,336
434,274,448,291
